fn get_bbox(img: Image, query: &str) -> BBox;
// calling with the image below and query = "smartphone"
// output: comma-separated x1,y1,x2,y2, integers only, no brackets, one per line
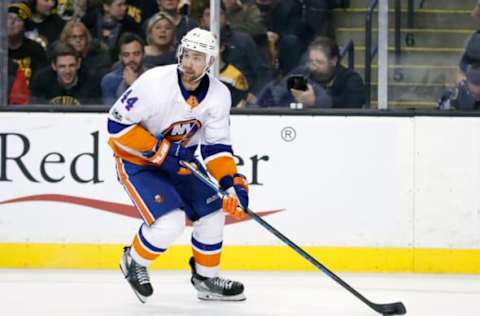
287,75,308,91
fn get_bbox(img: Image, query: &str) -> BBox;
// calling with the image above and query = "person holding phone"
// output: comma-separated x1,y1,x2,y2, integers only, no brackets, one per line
257,36,366,108
438,63,480,110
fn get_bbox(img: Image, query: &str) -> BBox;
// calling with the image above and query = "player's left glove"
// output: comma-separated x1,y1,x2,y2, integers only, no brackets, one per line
219,174,249,219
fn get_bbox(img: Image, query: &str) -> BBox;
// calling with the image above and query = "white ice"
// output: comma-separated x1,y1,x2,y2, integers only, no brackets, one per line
0,269,479,316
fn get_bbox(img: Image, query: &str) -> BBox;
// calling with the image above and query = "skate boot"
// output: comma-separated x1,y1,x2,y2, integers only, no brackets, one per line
119,246,153,303
189,257,246,301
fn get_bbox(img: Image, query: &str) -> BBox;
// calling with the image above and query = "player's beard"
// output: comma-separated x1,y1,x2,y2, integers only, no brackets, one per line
182,68,202,84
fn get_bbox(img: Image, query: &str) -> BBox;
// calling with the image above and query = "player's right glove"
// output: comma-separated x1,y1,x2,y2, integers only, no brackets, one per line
168,142,195,162
219,174,249,219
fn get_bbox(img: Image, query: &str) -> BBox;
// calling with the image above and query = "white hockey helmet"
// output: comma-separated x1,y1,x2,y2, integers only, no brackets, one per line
177,27,218,78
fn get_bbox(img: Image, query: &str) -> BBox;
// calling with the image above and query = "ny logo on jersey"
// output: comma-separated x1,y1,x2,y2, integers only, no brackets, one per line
162,119,202,144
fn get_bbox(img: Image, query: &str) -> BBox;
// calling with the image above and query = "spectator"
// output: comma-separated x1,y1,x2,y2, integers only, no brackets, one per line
473,0,480,20
59,20,112,81
101,33,146,105
127,0,158,24
201,5,272,101
8,2,48,86
56,0,77,21
55,0,96,21
24,0,67,48
255,0,306,75
157,0,198,46
439,64,480,110
257,37,366,108
30,42,101,105
8,57,31,105
222,0,267,42
143,12,177,68
458,30,480,82
218,34,249,108
222,0,270,69
302,0,335,40
82,0,144,61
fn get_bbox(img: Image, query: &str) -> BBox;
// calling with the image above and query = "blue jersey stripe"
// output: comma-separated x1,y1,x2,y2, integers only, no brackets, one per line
108,118,132,134
201,144,233,160
191,236,223,252
139,225,166,253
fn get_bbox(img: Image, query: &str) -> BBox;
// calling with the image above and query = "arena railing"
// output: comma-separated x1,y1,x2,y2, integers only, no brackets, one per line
394,0,416,81
339,39,355,70
364,0,379,108
3,105,480,118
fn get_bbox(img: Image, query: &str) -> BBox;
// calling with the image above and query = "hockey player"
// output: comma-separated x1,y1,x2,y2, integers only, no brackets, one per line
107,27,249,303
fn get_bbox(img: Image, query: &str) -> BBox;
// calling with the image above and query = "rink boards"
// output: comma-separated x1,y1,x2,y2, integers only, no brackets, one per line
1,113,480,273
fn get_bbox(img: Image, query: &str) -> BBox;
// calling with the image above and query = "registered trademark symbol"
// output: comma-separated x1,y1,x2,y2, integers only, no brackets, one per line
281,127,296,142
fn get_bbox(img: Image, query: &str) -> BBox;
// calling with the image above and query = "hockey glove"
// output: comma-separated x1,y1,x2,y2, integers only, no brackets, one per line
220,174,249,219
144,139,191,176
169,142,195,162
144,138,170,165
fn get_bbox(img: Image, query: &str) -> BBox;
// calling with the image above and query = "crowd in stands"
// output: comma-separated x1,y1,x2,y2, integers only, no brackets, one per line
438,1,480,110
7,0,366,108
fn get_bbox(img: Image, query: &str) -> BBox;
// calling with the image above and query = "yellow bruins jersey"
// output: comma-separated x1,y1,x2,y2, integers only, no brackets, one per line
219,64,249,108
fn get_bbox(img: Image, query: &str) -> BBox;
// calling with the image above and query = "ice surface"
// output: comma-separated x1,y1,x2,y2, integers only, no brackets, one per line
0,269,479,316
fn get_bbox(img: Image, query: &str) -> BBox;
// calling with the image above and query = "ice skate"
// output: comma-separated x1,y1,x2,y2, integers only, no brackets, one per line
119,246,153,303
189,257,246,301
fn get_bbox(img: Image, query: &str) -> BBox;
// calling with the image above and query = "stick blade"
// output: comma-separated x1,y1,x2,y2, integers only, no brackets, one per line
373,302,406,315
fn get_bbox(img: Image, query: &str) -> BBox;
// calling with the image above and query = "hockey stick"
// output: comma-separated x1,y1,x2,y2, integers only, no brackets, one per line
180,160,407,315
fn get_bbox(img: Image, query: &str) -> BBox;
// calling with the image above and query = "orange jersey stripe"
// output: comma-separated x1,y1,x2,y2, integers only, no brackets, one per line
111,151,150,166
133,235,158,261
110,125,157,152
206,156,237,182
108,125,158,166
192,248,221,267
115,158,155,224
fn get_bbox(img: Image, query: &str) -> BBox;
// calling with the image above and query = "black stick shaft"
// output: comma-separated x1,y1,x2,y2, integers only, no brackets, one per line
246,208,377,308
181,161,405,315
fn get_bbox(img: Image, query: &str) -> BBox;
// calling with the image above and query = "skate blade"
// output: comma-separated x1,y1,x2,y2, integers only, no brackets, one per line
119,263,149,304
197,292,246,302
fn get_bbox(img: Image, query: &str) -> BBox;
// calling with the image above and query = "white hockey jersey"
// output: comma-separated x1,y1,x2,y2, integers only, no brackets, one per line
107,64,238,181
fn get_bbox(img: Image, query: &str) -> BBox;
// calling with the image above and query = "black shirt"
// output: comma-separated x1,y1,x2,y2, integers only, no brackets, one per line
144,50,176,68
30,66,101,105
128,0,158,23
25,14,66,48
9,37,48,86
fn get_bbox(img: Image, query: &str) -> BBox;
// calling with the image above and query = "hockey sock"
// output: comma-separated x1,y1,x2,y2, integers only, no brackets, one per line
191,210,225,278
130,209,185,266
